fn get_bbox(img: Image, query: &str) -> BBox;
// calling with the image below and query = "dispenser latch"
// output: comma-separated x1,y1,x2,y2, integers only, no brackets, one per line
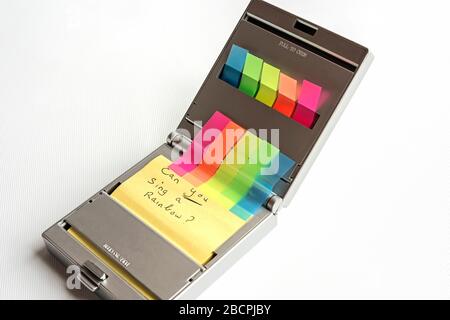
77,261,108,292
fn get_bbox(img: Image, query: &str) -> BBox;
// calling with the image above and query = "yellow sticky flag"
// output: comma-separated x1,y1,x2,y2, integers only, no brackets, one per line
110,155,246,265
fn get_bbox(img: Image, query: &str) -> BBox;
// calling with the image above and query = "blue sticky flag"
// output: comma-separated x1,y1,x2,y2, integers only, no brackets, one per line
220,44,248,87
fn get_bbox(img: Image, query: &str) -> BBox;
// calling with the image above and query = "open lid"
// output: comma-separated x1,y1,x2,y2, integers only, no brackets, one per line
175,0,369,200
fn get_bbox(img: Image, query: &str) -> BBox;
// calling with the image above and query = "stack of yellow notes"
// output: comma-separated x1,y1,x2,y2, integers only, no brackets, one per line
111,155,246,265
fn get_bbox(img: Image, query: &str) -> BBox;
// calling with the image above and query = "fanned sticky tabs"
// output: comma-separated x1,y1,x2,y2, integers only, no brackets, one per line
111,155,246,265
220,133,278,205
255,62,280,107
220,45,248,87
231,184,271,219
239,53,263,97
255,152,295,188
232,153,295,216
273,73,297,117
170,111,230,176
184,120,245,186
199,132,293,216
292,80,322,128
171,112,295,221
199,132,260,210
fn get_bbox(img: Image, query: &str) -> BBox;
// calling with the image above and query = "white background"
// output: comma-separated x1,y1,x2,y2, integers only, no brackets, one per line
0,0,449,299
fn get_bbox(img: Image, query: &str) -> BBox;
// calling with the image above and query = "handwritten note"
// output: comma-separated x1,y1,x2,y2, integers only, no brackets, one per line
111,155,246,265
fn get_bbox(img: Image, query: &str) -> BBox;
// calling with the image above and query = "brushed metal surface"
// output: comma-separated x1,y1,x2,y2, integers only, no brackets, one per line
66,194,202,300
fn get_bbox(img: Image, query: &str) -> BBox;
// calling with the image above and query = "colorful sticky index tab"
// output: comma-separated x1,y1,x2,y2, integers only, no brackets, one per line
256,152,295,188
198,132,259,210
197,131,251,195
232,149,295,218
239,53,263,97
184,121,245,186
231,183,271,219
220,162,261,208
292,80,322,129
111,155,246,266
255,62,280,107
220,45,248,87
220,134,279,209
273,73,297,117
292,105,317,129
169,111,231,176
297,80,322,112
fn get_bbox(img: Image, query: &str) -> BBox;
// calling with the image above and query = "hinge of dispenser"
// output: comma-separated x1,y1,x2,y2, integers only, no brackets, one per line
167,131,192,155
266,195,283,214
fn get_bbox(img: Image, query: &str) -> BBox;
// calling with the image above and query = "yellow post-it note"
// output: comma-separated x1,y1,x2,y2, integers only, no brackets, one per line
110,155,246,265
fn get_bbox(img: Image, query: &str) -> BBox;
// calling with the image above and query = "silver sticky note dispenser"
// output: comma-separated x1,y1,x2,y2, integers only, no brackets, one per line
42,0,372,299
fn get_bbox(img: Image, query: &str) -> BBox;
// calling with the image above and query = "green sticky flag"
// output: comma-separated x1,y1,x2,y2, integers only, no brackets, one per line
239,54,263,97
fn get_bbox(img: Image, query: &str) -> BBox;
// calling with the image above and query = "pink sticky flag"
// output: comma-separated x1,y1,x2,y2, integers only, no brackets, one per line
183,120,245,186
292,80,322,129
169,111,231,176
